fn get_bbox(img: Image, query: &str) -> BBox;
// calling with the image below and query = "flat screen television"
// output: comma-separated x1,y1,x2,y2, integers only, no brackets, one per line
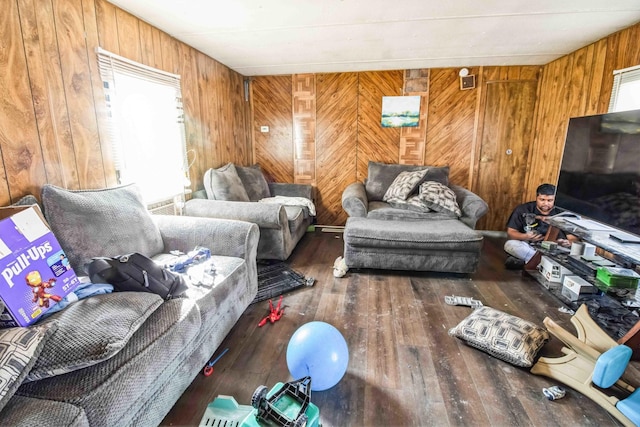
555,109,640,237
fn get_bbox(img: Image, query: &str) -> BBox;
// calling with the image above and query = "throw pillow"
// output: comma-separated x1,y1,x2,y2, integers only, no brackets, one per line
26,292,163,382
0,324,56,412
236,164,271,202
41,183,164,275
383,169,428,202
387,195,432,213
418,181,462,217
448,306,549,367
204,163,250,202
365,161,450,201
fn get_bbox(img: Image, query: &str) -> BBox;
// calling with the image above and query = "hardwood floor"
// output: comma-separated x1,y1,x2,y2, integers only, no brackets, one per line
162,231,637,426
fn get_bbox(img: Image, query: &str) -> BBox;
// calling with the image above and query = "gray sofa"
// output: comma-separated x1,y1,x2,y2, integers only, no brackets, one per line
0,184,259,426
185,163,314,260
341,161,488,273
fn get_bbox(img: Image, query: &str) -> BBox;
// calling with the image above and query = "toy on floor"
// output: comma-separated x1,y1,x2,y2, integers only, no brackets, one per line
333,256,348,278
203,347,228,376
258,295,285,327
286,321,349,391
531,304,640,426
444,295,483,308
198,376,321,427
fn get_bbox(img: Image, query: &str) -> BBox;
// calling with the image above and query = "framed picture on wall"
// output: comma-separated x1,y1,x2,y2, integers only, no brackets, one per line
381,96,420,128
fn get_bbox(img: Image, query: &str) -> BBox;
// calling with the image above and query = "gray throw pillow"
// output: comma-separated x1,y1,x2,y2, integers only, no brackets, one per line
383,169,428,202
41,183,164,275
418,181,462,217
26,292,163,382
0,324,56,412
204,164,250,201
365,161,450,201
448,306,549,367
236,165,271,201
387,195,432,212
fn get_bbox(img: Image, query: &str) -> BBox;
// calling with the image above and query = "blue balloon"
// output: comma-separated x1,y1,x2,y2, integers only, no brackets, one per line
286,321,349,391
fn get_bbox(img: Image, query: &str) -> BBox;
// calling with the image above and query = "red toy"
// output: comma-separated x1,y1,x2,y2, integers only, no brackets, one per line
258,295,284,327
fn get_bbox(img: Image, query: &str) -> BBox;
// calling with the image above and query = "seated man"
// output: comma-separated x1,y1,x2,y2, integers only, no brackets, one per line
504,183,577,269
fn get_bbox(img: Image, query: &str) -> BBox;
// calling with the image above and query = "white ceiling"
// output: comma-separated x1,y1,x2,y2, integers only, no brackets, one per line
108,0,640,76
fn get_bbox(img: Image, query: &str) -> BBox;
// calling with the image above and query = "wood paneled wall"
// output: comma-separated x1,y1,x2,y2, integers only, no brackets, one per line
525,22,640,200
0,0,250,205
252,67,539,226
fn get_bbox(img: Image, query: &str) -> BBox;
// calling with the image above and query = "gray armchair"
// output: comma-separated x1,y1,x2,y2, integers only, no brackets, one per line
185,164,314,260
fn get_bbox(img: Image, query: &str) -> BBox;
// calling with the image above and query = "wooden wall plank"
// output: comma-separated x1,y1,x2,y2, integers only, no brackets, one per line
95,0,119,54
0,0,44,202
252,76,293,183
292,73,316,185
18,0,78,190
316,73,358,225
115,8,141,63
399,69,428,165
179,44,203,192
356,71,403,182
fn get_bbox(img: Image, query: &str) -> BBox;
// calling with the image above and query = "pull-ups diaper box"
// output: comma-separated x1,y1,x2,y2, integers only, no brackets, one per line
0,205,79,327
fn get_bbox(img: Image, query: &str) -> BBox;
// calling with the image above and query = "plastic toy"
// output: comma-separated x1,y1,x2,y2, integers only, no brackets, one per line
258,295,284,327
203,347,228,376
286,321,348,391
198,377,320,427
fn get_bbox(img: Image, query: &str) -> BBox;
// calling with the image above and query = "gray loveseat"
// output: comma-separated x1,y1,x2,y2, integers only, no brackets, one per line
0,184,258,426
185,163,314,260
341,161,488,273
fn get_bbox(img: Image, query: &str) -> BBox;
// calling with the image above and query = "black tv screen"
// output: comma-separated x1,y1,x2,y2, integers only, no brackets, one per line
555,109,640,236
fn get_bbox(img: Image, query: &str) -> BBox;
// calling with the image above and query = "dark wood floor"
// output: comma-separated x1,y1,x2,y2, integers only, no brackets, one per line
162,230,639,427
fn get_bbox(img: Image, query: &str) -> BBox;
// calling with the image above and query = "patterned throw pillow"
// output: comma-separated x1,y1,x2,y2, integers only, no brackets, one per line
448,306,549,367
0,325,56,412
387,195,432,212
382,169,428,202
418,181,462,217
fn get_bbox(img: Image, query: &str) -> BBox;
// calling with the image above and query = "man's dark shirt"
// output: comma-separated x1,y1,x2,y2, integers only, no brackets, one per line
506,202,565,237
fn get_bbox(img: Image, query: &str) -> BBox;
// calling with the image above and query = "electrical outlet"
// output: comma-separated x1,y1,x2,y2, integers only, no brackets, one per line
260,126,269,133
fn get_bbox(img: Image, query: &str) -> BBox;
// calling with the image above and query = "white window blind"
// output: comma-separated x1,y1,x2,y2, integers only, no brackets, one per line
96,47,189,205
609,65,640,113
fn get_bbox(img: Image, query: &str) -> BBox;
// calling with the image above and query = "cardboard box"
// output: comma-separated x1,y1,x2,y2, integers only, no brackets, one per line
0,205,79,327
538,255,573,283
562,275,597,301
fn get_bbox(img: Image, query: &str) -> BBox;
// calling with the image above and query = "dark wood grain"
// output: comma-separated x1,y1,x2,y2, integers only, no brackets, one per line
162,233,634,426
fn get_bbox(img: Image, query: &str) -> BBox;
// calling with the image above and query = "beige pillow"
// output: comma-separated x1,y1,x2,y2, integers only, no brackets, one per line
449,306,549,367
418,181,462,217
383,169,428,202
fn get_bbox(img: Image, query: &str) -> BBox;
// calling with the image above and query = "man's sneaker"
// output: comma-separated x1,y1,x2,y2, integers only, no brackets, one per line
505,256,525,270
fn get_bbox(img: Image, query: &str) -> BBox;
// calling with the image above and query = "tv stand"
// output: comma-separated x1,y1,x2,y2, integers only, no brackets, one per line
525,216,640,358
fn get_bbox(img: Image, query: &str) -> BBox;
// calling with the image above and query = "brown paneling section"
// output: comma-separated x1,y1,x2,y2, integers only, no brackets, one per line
475,80,538,231
0,0,250,203
399,69,429,165
356,71,403,182
252,75,293,183
526,22,640,200
292,74,316,185
316,73,358,226
425,68,480,187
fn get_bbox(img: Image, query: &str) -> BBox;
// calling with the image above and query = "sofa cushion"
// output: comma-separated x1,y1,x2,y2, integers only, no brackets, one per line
365,161,449,201
41,183,164,275
448,306,549,367
26,292,163,382
236,165,271,202
387,195,432,213
204,164,250,202
368,201,456,221
418,181,462,217
0,325,56,412
383,169,428,202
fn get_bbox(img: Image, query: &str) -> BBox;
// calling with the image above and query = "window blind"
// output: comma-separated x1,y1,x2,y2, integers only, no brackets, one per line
609,64,640,113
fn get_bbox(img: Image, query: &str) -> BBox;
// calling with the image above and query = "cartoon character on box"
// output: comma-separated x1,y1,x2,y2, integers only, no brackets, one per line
25,271,62,308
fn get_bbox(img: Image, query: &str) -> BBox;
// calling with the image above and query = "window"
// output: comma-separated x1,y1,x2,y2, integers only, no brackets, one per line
609,65,640,113
96,48,189,205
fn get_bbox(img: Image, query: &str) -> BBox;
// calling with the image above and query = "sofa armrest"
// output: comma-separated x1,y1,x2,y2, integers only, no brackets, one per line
269,183,313,200
152,214,259,261
342,182,368,217
451,185,489,229
184,199,287,230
